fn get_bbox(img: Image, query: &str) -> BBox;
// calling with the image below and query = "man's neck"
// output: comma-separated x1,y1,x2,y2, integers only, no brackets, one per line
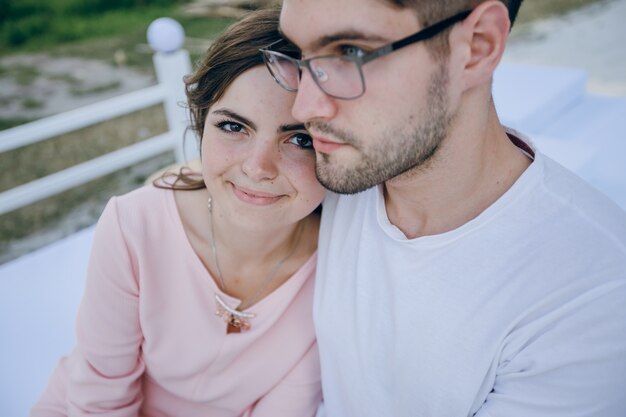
383,111,532,239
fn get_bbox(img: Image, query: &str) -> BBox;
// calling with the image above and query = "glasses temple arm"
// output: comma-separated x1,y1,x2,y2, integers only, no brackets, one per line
396,10,473,50
361,10,472,65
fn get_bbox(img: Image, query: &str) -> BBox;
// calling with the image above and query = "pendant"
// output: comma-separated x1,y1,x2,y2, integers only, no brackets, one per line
215,294,256,331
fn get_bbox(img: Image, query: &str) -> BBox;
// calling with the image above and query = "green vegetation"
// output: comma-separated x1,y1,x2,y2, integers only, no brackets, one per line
0,0,234,74
47,14,232,72
0,117,34,130
1,0,180,51
21,97,43,109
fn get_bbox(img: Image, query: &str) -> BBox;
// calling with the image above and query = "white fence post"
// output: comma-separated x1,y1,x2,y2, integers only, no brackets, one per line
148,18,196,162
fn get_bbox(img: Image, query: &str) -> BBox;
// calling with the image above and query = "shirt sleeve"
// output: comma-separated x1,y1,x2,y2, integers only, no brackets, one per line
66,197,145,416
247,342,322,417
474,281,626,417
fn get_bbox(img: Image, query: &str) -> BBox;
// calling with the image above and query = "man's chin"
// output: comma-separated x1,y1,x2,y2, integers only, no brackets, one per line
316,165,375,195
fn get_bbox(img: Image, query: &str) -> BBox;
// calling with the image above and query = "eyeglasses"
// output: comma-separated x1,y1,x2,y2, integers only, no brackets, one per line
260,10,472,100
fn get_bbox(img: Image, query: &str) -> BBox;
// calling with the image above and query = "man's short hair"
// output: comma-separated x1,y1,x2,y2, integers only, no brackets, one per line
383,0,524,60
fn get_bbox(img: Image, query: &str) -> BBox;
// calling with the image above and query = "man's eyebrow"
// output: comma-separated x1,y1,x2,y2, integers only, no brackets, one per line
211,109,256,131
315,31,388,50
279,27,388,53
279,123,306,133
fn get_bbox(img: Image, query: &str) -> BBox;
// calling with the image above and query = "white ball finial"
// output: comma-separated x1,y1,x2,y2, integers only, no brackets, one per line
147,17,185,53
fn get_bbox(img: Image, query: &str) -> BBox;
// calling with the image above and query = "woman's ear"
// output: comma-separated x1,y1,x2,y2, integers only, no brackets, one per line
450,0,511,91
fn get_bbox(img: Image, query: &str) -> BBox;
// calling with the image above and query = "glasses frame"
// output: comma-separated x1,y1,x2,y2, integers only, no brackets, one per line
260,9,472,100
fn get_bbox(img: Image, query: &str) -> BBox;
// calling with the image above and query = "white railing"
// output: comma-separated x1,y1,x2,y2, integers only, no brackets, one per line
0,18,195,216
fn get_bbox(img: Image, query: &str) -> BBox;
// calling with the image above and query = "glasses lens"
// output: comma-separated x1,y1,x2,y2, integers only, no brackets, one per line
310,56,364,99
263,51,300,92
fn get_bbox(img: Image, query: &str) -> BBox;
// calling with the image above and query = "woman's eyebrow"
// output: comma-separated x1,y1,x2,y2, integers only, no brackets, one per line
212,110,304,134
212,109,256,130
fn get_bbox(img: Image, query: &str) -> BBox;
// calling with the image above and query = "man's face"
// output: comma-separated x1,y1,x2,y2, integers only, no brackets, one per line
280,0,454,194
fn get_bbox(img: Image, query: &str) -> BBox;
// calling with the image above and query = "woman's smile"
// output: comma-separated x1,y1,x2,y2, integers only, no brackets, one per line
230,182,286,206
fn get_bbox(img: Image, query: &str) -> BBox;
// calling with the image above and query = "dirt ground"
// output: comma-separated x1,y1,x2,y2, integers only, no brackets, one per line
0,54,154,121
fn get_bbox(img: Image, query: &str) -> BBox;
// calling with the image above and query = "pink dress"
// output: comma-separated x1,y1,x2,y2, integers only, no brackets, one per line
31,185,321,417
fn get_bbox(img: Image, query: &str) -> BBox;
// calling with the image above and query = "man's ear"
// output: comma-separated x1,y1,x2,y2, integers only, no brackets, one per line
450,0,510,91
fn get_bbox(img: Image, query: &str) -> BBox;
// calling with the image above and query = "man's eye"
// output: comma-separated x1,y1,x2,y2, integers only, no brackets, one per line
217,121,244,133
288,133,313,149
340,45,365,58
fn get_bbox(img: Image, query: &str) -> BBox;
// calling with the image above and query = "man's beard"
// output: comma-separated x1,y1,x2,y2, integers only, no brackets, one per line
312,64,453,195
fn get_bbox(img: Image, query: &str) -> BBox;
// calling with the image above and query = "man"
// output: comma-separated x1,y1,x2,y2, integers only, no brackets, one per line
261,1,626,416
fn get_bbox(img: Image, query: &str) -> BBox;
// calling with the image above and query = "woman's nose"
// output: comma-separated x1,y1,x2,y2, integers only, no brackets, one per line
241,140,279,182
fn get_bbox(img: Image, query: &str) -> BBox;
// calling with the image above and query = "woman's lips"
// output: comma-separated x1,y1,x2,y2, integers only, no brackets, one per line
231,183,284,206
312,136,347,154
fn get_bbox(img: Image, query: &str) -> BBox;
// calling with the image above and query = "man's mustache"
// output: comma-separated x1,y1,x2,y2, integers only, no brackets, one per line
306,121,358,146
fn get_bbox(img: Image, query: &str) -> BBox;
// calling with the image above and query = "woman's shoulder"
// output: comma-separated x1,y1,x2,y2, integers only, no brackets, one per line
102,184,178,240
114,183,171,210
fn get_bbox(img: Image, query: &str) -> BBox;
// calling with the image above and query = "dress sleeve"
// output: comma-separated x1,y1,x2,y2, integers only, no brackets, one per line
247,342,322,417
474,281,626,417
66,197,145,416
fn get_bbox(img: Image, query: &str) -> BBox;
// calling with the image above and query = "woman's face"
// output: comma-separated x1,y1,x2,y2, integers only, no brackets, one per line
201,66,325,230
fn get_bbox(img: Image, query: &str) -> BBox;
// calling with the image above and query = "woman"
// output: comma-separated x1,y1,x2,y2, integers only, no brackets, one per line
31,8,325,417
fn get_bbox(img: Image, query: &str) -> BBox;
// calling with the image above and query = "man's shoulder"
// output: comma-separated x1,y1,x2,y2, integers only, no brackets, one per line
538,152,626,240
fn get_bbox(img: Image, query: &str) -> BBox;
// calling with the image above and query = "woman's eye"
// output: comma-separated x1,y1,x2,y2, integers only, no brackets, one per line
340,45,365,58
217,121,245,133
288,133,313,149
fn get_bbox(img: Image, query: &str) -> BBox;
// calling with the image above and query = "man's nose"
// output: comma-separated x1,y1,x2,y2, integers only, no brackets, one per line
291,67,338,123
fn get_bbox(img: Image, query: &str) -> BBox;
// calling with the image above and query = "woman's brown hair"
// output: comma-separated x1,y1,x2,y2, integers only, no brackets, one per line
156,7,298,190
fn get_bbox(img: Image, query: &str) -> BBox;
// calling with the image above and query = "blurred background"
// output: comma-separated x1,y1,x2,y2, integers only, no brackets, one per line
0,0,625,264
